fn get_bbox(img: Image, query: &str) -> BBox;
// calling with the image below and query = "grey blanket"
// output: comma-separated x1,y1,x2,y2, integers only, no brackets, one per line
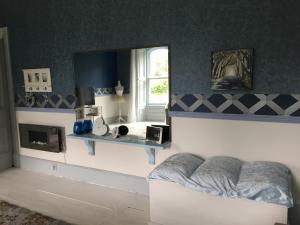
148,154,293,208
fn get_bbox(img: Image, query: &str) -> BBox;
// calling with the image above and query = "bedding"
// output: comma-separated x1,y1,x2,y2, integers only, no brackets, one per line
237,161,293,207
148,153,204,186
190,156,243,197
148,154,293,207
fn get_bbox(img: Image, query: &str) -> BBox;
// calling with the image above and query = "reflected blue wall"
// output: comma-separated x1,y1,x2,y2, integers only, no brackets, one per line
74,51,117,89
74,50,130,93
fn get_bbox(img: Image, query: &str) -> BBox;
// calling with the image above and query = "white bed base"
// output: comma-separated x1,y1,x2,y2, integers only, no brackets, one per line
149,180,288,225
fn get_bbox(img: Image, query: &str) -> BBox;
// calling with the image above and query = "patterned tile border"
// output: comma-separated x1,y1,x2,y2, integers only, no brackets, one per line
94,88,114,96
15,87,115,109
16,92,300,116
171,94,300,116
15,94,76,109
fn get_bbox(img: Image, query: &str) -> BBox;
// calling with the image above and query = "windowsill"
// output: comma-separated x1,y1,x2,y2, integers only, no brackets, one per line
143,105,166,122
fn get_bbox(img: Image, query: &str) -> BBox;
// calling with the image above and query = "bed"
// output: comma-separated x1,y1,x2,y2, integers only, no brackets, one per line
148,154,292,225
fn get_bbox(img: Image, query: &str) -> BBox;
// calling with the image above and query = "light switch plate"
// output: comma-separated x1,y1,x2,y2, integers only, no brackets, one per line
23,68,52,92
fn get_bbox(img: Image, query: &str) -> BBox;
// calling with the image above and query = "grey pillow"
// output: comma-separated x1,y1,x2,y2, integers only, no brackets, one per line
237,161,293,207
190,156,243,197
148,153,204,186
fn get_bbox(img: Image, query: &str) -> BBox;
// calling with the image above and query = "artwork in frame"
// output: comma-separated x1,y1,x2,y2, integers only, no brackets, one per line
211,48,253,90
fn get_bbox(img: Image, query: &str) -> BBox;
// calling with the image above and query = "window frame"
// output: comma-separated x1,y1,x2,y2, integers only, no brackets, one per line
146,47,169,107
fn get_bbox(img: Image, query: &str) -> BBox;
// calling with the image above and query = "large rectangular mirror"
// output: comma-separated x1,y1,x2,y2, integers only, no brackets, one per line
73,46,170,137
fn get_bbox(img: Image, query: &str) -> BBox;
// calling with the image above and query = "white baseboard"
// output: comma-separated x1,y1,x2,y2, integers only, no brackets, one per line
16,155,149,196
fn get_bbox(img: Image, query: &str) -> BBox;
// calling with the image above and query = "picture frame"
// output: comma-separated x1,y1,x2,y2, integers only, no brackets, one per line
146,126,163,144
211,48,253,90
23,68,52,92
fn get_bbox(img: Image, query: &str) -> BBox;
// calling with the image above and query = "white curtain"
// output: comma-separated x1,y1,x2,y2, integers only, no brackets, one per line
127,49,147,123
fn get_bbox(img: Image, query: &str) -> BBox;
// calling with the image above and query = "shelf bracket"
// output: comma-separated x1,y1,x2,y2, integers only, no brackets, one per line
145,147,156,165
84,140,95,155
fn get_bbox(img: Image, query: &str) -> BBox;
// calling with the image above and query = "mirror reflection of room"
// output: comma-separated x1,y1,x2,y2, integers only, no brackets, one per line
73,46,170,138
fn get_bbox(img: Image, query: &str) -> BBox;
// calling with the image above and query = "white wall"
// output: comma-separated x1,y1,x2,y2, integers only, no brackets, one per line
95,95,129,121
16,110,171,177
15,110,300,203
171,117,300,203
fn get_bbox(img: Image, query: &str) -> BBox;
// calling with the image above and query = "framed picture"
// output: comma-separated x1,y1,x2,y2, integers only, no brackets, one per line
146,126,163,144
211,48,253,90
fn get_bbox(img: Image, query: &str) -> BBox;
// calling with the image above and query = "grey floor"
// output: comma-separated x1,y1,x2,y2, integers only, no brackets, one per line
289,205,300,225
0,169,151,225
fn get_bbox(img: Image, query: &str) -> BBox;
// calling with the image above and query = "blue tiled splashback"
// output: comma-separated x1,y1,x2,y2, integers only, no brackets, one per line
171,94,300,117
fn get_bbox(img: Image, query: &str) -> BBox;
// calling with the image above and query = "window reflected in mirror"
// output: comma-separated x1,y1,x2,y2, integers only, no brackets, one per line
147,47,169,105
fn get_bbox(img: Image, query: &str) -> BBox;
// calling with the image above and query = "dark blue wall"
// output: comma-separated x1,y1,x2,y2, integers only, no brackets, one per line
1,0,300,98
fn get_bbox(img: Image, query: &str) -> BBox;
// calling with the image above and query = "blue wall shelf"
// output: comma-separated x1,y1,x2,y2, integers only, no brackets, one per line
67,134,170,165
